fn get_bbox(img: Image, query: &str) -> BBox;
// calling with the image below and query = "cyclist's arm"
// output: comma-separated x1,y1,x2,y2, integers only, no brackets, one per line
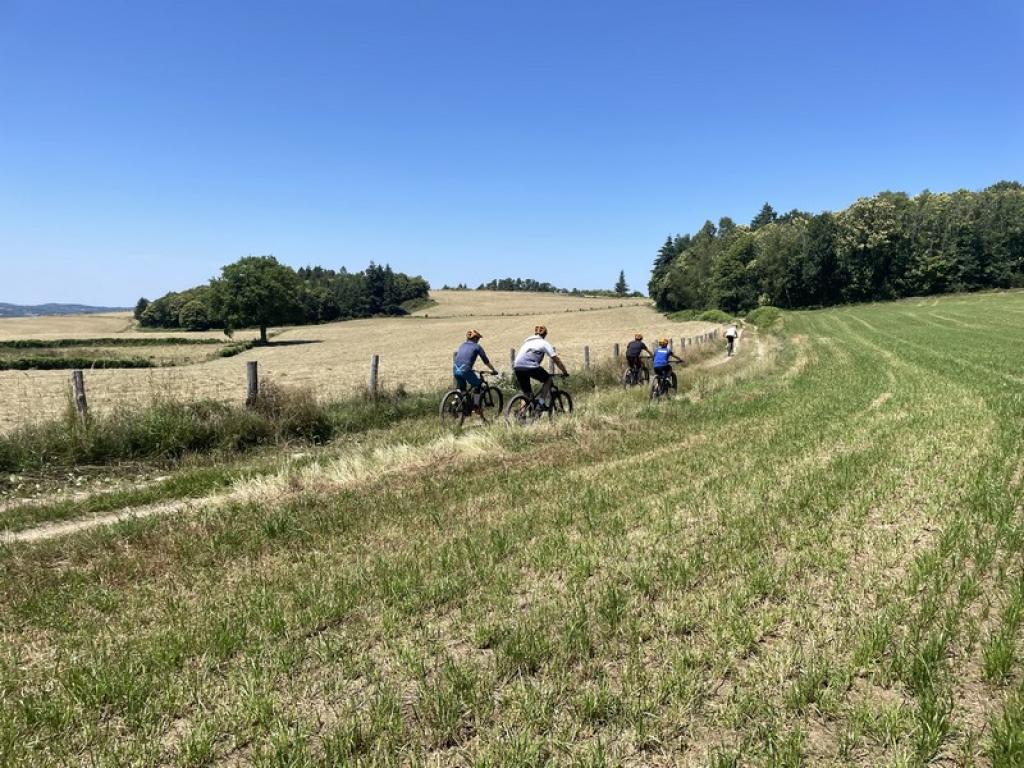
478,347,498,374
671,353,685,364
551,354,568,375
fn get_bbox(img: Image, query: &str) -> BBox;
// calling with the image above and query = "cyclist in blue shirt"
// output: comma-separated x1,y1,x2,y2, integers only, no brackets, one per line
454,329,498,411
652,337,683,387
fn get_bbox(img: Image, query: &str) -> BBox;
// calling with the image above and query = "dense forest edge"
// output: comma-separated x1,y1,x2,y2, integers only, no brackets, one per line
649,180,1024,313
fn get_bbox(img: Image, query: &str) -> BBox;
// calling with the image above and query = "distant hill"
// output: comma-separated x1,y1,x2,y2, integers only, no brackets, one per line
0,303,129,318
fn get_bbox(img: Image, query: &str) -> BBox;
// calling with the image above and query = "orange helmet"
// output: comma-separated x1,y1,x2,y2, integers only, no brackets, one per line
634,333,643,340
658,337,669,347
534,325,547,336
466,329,482,341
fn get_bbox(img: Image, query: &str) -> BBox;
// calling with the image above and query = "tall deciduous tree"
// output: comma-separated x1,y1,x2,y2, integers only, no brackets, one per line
209,256,303,344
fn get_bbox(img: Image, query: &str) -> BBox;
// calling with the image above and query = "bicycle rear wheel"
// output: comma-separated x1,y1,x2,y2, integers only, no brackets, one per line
649,378,667,402
622,369,635,388
506,394,540,425
439,390,466,426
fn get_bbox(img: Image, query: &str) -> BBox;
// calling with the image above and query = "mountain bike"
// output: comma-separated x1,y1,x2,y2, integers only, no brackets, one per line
506,374,573,425
622,359,650,388
649,367,678,401
439,371,504,426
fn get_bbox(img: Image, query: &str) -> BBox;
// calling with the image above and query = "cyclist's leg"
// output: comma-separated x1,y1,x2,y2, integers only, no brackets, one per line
514,368,534,404
534,368,553,406
463,369,483,410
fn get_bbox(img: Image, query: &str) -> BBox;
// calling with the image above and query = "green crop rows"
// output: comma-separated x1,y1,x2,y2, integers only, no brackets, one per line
2,291,1023,766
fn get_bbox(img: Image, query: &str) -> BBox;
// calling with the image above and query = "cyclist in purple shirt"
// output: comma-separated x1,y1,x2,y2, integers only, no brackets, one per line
454,329,498,410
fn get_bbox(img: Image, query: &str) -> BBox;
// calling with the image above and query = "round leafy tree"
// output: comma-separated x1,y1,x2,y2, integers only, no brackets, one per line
210,256,302,344
177,299,211,331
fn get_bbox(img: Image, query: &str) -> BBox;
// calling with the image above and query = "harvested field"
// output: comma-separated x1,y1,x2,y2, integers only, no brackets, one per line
0,292,715,432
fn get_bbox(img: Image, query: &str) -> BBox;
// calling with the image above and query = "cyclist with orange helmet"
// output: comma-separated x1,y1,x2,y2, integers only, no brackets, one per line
513,325,568,409
625,333,651,380
454,329,498,409
652,337,683,385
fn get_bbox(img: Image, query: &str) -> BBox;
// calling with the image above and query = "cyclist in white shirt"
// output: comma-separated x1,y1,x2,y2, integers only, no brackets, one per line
725,323,739,356
513,325,568,409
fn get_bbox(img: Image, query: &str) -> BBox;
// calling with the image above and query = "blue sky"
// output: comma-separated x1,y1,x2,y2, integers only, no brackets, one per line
1,0,1022,305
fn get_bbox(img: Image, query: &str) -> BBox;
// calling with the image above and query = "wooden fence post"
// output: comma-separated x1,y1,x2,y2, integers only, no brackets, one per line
613,343,620,359
70,369,88,419
510,347,515,368
245,361,258,406
549,358,555,374
669,338,674,351
369,354,379,397
584,345,590,370
452,350,458,389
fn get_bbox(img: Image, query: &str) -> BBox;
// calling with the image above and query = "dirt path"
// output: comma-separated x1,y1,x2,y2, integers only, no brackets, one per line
0,497,217,544
4,335,773,546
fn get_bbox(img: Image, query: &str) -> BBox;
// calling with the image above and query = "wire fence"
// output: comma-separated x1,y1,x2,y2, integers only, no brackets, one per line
0,329,723,432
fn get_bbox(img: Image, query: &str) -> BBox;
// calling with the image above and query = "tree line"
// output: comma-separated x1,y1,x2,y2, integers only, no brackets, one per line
136,257,429,343
442,274,642,298
649,181,1024,313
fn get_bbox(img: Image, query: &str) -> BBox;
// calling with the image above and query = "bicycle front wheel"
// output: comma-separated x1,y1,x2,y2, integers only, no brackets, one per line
550,390,573,417
440,390,466,426
480,385,504,421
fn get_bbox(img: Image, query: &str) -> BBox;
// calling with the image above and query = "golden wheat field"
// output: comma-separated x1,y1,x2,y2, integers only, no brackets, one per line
0,291,716,432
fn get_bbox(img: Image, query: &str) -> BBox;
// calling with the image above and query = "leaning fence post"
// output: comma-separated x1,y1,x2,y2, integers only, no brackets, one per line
669,338,674,351
245,361,258,406
584,345,590,370
369,354,379,397
70,369,88,419
613,342,620,359
510,347,516,368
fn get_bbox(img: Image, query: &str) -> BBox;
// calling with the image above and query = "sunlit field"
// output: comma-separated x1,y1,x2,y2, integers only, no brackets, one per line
3,290,1024,765
0,292,713,433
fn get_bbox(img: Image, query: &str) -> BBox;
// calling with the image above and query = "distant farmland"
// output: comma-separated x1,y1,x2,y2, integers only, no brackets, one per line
0,291,713,432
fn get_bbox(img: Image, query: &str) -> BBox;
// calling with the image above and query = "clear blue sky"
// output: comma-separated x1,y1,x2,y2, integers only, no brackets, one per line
2,0,1022,305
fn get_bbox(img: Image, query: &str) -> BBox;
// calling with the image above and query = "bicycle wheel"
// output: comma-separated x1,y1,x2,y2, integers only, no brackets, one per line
479,384,504,421
649,378,667,402
622,369,635,388
551,390,573,417
506,394,540,425
439,390,466,426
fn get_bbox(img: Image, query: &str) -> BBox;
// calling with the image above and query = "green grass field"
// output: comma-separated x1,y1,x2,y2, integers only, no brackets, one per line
2,291,1024,766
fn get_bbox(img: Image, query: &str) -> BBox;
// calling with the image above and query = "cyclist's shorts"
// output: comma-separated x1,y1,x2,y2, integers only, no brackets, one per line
626,355,643,369
514,366,550,394
653,365,672,377
453,364,481,391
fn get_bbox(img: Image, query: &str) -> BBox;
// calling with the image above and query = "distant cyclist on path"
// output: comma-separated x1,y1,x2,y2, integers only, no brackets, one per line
454,329,498,413
652,337,683,387
513,325,568,410
625,333,651,380
725,323,739,356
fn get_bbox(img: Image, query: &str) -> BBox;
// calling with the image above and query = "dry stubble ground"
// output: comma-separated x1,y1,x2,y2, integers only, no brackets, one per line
0,292,714,433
